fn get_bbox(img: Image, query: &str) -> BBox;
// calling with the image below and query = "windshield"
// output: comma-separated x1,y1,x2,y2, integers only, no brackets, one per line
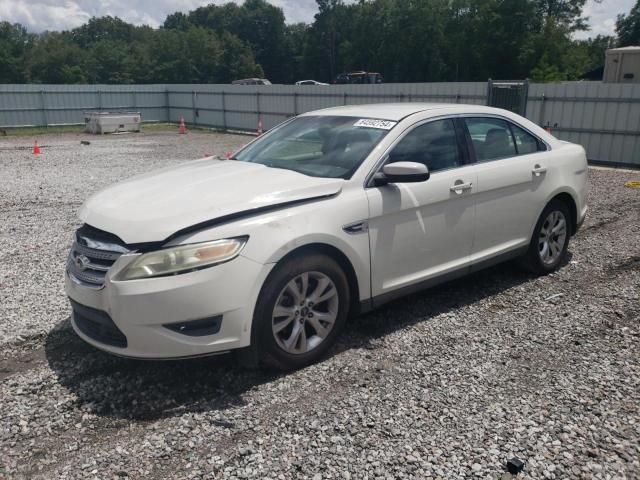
234,116,394,178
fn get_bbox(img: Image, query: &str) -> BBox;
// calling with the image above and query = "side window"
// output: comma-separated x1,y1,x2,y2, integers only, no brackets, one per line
388,119,461,172
510,123,544,155
465,118,516,162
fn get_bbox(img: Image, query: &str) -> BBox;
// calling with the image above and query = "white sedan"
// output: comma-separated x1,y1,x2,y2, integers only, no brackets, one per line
65,104,588,369
295,80,329,86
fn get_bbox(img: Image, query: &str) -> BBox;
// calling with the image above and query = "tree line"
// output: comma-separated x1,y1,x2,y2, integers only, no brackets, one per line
0,0,639,85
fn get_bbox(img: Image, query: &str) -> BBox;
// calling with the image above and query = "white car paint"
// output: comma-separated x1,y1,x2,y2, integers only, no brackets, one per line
295,80,329,85
367,162,477,296
65,103,588,359
79,159,344,244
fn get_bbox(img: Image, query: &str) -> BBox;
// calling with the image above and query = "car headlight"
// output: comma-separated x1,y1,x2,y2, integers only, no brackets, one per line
116,237,248,281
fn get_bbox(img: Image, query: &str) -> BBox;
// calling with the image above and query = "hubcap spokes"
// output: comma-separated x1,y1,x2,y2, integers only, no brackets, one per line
272,272,339,354
538,210,567,265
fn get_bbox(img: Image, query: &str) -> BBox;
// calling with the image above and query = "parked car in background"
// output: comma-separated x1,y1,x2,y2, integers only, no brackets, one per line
296,80,329,85
66,104,587,370
334,73,351,84
334,71,384,84
232,78,272,85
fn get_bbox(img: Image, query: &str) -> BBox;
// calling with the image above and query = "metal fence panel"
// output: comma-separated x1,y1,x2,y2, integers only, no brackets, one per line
528,81,640,166
0,82,638,166
0,84,168,128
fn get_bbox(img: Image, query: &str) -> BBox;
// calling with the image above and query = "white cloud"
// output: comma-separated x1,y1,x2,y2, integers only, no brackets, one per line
574,0,635,39
268,0,318,24
0,0,319,32
0,0,90,31
2,0,633,36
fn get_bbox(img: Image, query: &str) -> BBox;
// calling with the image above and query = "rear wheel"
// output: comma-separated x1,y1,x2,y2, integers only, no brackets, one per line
521,200,570,275
253,254,349,370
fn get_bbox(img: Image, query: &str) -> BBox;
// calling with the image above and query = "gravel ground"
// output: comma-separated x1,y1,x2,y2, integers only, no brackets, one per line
1,130,639,479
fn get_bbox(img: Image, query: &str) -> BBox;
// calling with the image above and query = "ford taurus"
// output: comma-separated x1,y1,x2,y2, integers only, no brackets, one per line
65,104,588,369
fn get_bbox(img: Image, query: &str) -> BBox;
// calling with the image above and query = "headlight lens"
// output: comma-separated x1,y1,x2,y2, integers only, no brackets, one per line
116,237,247,281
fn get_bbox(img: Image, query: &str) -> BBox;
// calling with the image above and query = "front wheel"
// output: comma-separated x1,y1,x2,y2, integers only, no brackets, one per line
252,253,350,370
521,200,570,275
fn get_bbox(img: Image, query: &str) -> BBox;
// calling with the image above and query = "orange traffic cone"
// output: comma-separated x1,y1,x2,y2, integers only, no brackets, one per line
178,116,188,134
32,140,41,155
257,118,263,136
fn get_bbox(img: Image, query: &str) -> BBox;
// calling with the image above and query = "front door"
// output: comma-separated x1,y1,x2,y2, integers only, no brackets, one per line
366,118,476,300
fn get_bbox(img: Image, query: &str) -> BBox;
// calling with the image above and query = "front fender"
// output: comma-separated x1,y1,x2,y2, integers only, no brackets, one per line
168,188,372,302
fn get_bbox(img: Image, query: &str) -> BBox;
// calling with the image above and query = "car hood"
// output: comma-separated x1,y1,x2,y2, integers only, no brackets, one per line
79,159,344,244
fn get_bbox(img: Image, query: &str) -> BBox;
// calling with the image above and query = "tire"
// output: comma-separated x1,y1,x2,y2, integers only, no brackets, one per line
252,253,350,370
521,199,571,275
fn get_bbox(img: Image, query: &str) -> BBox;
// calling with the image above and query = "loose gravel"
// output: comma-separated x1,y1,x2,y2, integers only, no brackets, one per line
1,130,639,479
0,129,246,349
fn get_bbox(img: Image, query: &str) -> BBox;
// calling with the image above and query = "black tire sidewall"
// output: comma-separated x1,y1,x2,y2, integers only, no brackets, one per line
527,200,571,274
253,253,350,370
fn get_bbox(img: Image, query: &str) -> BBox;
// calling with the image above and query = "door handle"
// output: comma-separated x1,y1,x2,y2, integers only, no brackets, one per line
450,181,473,194
532,165,547,176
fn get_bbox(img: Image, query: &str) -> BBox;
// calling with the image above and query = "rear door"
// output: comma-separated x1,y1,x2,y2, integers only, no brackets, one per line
463,116,550,263
366,118,477,300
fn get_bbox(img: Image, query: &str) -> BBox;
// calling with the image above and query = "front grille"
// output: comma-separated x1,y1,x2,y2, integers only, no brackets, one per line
66,225,129,288
70,299,127,348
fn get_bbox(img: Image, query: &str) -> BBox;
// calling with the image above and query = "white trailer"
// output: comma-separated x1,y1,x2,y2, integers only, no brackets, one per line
603,46,640,83
84,111,142,134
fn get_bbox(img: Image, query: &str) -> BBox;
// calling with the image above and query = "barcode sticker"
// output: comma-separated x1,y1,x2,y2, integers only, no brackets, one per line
354,119,396,130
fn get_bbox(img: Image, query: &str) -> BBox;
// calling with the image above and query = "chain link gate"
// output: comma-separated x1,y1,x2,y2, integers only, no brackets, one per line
487,79,529,116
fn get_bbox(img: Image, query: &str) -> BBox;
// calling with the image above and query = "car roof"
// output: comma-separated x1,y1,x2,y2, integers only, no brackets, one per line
300,103,508,121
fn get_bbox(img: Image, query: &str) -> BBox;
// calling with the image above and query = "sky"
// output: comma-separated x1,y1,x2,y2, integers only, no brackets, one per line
574,0,636,39
0,0,319,30
0,0,635,37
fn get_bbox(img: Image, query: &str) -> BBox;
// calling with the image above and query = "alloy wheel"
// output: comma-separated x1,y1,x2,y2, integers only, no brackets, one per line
272,271,339,354
538,210,567,265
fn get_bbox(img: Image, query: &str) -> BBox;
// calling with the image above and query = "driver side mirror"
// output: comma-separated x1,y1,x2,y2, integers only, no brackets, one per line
373,161,430,186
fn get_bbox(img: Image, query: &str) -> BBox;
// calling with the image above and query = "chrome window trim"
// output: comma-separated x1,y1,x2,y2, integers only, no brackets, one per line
460,114,551,154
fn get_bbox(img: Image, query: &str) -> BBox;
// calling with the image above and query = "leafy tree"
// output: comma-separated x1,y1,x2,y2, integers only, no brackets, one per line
530,53,566,81
165,0,289,82
0,0,621,85
532,0,591,32
70,16,136,48
239,0,288,82
443,0,538,81
616,0,640,46
284,23,310,82
217,31,265,81
163,12,192,31
60,65,87,84
0,22,33,82
308,0,347,80
84,40,135,83
22,32,87,83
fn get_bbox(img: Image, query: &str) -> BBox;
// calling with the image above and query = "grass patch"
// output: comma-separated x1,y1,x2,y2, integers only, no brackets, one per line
0,122,252,137
1,125,85,137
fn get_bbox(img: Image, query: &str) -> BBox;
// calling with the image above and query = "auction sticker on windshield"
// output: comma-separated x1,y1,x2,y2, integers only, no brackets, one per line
354,119,397,130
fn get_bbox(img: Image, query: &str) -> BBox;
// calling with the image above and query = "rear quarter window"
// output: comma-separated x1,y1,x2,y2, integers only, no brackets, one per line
465,118,517,162
510,123,546,154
